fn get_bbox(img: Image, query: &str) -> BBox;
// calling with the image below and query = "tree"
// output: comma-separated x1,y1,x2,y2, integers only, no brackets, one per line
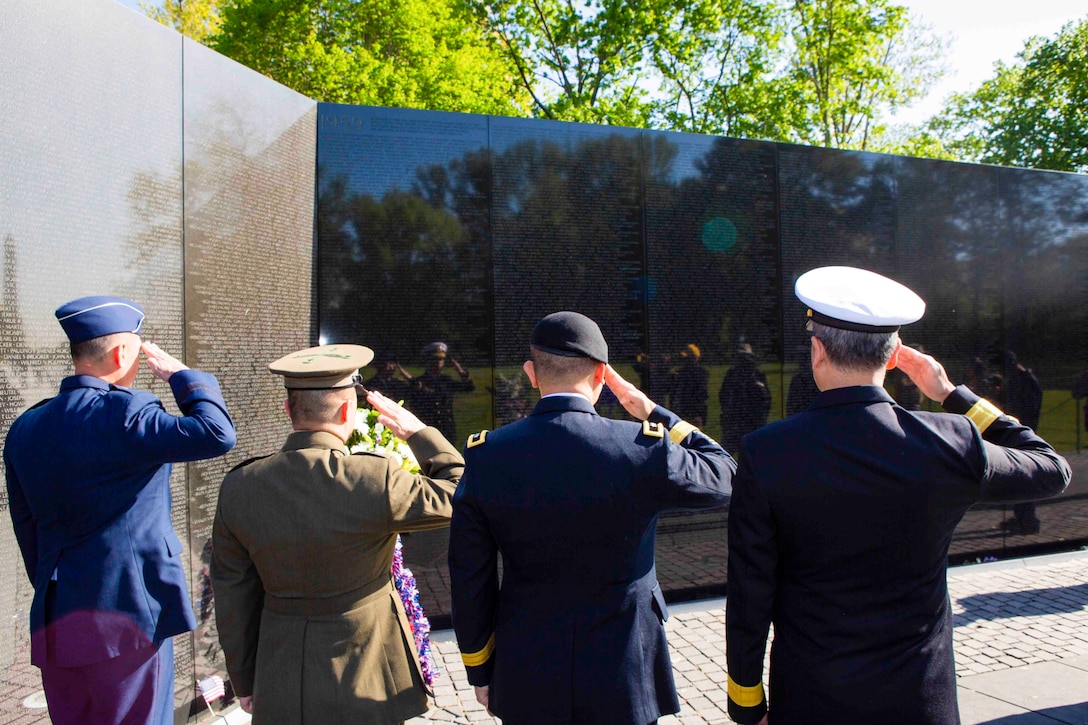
787,0,945,150
142,0,223,43
465,0,660,126
929,17,1088,172
208,0,529,116
650,0,804,138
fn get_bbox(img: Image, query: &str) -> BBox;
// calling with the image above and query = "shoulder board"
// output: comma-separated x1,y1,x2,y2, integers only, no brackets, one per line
641,420,666,439
28,397,53,411
107,384,137,395
466,430,489,448
228,454,273,474
349,449,387,458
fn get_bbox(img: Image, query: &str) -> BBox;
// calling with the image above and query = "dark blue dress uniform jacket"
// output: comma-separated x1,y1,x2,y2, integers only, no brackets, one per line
4,372,236,668
449,394,735,725
725,385,1071,725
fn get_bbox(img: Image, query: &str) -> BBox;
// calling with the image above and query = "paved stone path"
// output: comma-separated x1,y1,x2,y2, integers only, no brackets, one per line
409,551,1088,724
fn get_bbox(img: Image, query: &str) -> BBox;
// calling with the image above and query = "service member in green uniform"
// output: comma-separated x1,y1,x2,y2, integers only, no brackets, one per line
211,344,464,725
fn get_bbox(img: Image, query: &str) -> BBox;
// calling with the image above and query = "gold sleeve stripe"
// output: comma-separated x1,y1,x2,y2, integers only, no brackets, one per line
461,633,495,668
727,675,765,708
669,421,697,444
965,399,1002,433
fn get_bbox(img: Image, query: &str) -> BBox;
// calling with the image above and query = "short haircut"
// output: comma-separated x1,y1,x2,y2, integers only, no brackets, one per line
530,348,599,388
70,332,126,364
287,387,354,426
811,322,898,371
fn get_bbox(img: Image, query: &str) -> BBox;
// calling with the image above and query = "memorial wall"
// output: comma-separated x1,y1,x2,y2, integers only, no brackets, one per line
1,0,1087,721
317,105,1088,625
0,1,315,722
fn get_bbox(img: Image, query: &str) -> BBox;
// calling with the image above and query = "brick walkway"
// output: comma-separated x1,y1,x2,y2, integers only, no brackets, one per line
410,551,1088,724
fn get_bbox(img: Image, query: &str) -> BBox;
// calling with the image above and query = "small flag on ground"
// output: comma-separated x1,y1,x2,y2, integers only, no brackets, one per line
198,675,226,706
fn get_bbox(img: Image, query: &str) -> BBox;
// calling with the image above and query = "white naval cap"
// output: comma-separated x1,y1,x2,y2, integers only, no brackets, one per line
795,266,925,333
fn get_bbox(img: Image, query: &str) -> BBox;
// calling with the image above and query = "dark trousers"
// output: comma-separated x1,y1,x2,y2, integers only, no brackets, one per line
41,586,175,725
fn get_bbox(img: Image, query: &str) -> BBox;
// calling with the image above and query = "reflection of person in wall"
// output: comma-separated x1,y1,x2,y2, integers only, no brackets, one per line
1073,370,1088,430
964,356,991,399
670,344,709,427
633,351,673,405
718,343,771,454
409,341,475,444
365,349,414,403
785,345,819,416
212,345,463,723
4,296,236,725
1000,349,1045,535
726,267,1071,725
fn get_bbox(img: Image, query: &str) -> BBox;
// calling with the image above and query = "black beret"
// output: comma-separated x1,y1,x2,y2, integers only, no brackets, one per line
530,311,608,364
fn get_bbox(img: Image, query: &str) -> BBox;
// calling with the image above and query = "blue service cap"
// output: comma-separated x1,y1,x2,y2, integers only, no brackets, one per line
531,311,608,364
55,296,145,344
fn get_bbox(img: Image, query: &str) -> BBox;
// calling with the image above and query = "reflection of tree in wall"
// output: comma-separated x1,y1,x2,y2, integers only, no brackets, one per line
778,149,898,359
892,158,1006,369
647,137,780,362
491,133,647,364
319,149,492,365
999,170,1088,385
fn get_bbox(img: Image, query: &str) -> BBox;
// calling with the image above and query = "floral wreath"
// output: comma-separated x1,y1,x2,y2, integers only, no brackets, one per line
346,406,439,687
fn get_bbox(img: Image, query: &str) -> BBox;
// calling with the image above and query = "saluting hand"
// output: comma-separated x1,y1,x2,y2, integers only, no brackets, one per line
141,341,188,382
604,365,656,421
366,389,426,441
895,345,956,404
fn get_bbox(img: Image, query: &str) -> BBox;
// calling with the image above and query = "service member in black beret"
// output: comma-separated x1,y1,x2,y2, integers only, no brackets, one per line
725,267,1072,725
449,311,736,724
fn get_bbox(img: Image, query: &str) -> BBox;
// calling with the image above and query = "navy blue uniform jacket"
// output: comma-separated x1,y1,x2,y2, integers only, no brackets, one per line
4,371,236,667
449,394,735,724
726,385,1071,725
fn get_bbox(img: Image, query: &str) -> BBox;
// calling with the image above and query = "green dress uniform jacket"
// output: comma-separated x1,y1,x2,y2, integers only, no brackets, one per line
211,427,464,725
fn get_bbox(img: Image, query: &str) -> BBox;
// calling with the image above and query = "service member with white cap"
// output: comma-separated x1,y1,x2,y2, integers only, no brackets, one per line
211,344,464,725
725,267,1072,724
4,295,237,725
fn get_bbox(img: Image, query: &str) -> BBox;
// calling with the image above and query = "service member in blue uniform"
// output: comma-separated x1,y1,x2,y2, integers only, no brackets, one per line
449,311,736,725
725,268,1072,725
4,295,236,725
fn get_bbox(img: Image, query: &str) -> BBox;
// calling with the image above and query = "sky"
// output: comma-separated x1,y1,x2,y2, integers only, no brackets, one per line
115,0,1086,127
890,0,1086,125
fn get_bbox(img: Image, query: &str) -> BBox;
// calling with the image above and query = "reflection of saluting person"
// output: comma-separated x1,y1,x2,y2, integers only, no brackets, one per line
4,296,236,725
365,349,413,402
409,341,474,444
726,268,1071,725
449,312,735,724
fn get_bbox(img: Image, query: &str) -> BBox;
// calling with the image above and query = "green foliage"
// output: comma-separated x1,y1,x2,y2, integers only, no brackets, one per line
146,0,948,150
930,17,1088,172
787,0,946,149
651,0,804,138
143,0,222,42
210,0,530,115
465,0,660,126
